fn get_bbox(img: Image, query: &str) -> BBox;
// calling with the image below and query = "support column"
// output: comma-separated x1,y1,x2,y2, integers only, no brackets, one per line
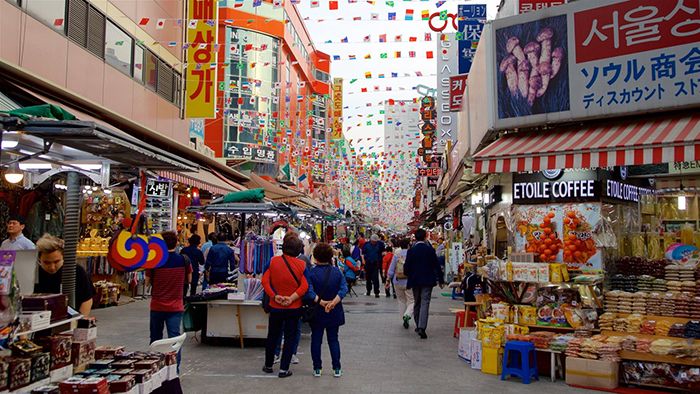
62,171,80,309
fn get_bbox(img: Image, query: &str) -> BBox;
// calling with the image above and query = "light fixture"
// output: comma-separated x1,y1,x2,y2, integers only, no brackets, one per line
62,164,102,171
4,162,24,184
678,181,687,211
1,132,19,149
482,191,490,205
19,163,52,170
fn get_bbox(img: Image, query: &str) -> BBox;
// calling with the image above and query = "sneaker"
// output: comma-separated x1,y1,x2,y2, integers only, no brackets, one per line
403,315,410,329
334,369,342,378
313,369,322,377
273,355,281,364
291,354,300,364
278,370,293,378
262,366,274,374
365,292,370,296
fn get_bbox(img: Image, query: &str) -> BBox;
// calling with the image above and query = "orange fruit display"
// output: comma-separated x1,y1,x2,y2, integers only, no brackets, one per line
562,209,597,266
525,211,562,262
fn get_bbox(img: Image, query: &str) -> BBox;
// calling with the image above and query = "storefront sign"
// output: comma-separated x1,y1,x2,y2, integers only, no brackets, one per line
224,142,277,163
419,96,437,164
437,33,459,147
449,75,468,111
491,0,700,131
457,5,486,75
417,167,442,177
513,170,599,203
486,185,502,208
605,179,653,203
670,161,700,175
518,0,566,14
185,0,217,118
146,180,171,198
332,78,343,139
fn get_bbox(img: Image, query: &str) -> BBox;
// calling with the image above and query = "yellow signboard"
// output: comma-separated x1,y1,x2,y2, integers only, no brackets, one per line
331,78,343,140
185,0,218,118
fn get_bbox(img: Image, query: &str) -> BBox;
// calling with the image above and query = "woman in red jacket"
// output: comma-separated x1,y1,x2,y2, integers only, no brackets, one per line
262,233,309,378
381,246,396,298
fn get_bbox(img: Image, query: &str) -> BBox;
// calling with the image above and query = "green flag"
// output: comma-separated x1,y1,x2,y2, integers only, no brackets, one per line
380,53,387,59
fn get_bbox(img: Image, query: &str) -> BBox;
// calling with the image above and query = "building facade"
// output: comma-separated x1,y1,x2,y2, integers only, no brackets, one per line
203,1,331,188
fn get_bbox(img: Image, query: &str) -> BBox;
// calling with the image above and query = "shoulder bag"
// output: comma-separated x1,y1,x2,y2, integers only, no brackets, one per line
282,256,331,323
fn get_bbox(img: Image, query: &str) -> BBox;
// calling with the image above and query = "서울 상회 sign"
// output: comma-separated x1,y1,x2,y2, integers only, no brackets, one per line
491,0,700,130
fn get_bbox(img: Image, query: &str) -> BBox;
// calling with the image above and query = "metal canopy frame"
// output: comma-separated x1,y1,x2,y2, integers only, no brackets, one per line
189,202,294,215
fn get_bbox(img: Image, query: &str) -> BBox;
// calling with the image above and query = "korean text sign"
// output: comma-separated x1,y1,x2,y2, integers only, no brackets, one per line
186,0,218,118
332,78,343,139
457,4,487,75
518,0,566,14
491,0,700,131
224,142,277,164
449,75,468,111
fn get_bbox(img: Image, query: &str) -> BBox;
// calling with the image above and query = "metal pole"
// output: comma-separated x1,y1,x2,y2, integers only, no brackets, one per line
62,171,80,309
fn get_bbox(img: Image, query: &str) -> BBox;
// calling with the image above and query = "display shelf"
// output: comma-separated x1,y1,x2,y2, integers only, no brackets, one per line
619,350,700,367
13,314,82,338
612,313,696,326
601,330,697,342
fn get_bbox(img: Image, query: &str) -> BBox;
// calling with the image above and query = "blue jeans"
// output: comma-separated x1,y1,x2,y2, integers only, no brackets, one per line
275,320,302,357
310,325,341,370
150,311,183,368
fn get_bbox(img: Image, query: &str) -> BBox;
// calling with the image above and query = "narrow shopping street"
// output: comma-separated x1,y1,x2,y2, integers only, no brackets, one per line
93,290,587,394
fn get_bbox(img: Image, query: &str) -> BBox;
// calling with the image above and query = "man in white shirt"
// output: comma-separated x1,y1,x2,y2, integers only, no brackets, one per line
1,215,35,250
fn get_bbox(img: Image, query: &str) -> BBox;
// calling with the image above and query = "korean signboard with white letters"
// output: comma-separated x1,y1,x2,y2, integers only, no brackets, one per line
449,75,468,111
518,0,566,14
224,142,277,164
491,0,700,131
437,33,459,148
185,0,217,118
146,180,171,198
457,4,487,75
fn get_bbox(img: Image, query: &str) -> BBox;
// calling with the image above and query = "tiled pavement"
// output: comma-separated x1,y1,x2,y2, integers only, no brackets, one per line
92,288,593,394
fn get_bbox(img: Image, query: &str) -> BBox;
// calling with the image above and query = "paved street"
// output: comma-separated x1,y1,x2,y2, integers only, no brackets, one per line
92,289,592,394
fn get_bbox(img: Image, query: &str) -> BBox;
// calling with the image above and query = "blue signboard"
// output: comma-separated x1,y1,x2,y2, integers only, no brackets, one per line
457,4,486,75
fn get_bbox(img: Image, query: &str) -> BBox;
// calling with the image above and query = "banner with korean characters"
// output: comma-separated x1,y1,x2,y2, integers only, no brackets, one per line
185,0,218,118
518,0,567,14
332,78,343,140
491,0,700,131
513,203,602,272
224,142,277,164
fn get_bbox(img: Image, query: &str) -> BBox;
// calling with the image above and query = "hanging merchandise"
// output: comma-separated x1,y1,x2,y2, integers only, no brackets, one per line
239,235,275,275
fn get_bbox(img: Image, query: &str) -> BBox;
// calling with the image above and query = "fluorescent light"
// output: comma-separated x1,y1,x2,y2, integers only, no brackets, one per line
1,132,19,149
62,164,102,170
678,195,687,210
19,163,52,170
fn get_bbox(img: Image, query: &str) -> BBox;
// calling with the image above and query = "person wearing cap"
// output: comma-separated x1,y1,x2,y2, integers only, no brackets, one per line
361,234,385,298
1,215,35,250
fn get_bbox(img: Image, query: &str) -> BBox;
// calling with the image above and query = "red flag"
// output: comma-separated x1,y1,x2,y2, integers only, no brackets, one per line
329,1,338,10
426,51,434,59
139,18,150,26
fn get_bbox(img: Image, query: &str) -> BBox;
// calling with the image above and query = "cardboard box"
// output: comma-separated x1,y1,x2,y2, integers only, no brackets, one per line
565,357,619,390
470,339,482,370
73,327,97,342
458,328,476,362
481,347,503,375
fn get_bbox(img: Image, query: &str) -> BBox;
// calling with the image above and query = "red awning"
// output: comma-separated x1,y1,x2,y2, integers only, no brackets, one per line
473,113,700,174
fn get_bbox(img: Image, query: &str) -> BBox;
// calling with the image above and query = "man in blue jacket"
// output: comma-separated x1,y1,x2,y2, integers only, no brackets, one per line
404,229,445,339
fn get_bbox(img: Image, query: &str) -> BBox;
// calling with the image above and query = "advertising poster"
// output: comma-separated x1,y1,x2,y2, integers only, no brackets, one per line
513,203,601,272
185,0,217,118
495,14,569,119
491,0,700,130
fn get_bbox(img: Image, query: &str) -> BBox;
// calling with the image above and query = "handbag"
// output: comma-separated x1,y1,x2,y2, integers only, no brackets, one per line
281,256,331,323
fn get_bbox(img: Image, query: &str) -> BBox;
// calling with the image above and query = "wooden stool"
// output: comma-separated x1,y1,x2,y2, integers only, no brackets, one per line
464,302,481,327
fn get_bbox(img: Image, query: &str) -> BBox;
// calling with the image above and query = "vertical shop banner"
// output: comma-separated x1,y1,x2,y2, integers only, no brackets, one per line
418,96,437,165
513,203,601,272
189,119,205,140
312,139,326,184
332,78,343,140
457,4,487,75
491,0,700,131
518,0,566,14
436,33,459,148
185,0,218,118
449,75,468,111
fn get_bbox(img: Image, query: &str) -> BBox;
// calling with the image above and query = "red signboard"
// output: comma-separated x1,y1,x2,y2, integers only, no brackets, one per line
574,0,700,64
417,167,442,177
449,75,468,111
518,0,565,14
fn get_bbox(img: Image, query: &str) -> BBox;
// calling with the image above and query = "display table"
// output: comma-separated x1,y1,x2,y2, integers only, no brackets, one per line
190,299,267,348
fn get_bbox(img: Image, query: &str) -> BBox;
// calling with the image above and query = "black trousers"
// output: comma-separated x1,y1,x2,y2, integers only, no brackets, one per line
265,308,301,371
189,274,199,297
379,270,394,296
365,262,380,295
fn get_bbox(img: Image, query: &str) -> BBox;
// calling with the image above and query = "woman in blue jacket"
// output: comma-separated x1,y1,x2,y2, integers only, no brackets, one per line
308,243,348,378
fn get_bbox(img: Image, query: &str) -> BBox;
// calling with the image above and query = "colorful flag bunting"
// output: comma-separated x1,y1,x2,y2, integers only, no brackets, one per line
426,51,433,59
329,0,338,9
363,35,371,42
379,34,386,43
341,37,348,43
388,12,396,20
405,9,414,20
139,17,150,26
156,19,165,29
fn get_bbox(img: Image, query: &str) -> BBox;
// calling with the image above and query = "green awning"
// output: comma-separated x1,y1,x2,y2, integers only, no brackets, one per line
7,104,76,121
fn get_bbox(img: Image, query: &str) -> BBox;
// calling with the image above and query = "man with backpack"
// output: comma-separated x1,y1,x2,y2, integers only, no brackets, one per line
386,238,414,329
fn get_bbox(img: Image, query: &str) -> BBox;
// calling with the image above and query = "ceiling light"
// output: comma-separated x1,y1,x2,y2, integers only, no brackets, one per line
1,132,19,149
62,164,101,171
4,163,24,184
19,163,52,170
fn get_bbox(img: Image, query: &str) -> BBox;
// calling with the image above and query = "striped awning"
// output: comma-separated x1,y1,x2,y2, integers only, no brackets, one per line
473,113,700,174
158,168,244,195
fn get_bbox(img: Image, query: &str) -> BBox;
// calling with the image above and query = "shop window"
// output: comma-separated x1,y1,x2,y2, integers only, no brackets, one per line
144,50,158,91
22,0,66,34
133,45,144,82
105,21,132,76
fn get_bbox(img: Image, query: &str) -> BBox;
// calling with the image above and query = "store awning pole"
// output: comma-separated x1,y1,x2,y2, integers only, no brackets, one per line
62,171,79,309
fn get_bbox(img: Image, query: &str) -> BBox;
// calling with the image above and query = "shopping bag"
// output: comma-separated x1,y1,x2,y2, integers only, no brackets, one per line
458,328,475,362
470,339,482,370
182,303,204,332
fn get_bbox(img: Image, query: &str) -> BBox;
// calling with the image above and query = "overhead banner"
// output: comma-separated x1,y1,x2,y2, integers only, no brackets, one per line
491,0,700,131
185,0,217,118
436,32,458,148
332,78,343,139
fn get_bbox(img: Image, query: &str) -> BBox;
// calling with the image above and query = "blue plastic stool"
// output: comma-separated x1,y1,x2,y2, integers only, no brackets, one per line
501,341,539,384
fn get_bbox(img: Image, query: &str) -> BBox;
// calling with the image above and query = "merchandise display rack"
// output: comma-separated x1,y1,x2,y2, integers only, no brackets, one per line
13,314,83,339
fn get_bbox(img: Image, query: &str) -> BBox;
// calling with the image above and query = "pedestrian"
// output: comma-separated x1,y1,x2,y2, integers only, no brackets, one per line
261,233,308,378
1,215,35,250
338,245,360,293
180,234,204,297
307,243,347,378
204,233,235,285
386,238,414,329
404,229,445,339
381,245,396,298
145,231,192,368
361,234,385,297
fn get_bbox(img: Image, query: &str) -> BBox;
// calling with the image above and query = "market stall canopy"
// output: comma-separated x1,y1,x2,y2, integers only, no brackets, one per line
158,169,245,195
191,201,293,215
245,173,304,203
473,112,700,174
